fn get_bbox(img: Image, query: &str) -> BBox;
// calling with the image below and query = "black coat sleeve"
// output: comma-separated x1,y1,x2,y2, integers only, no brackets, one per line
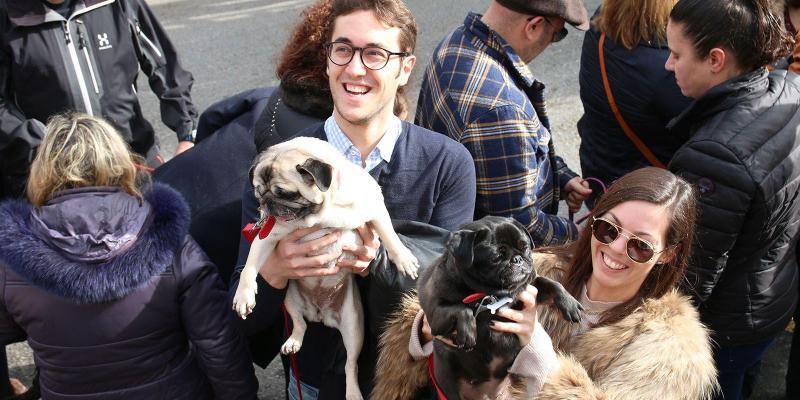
177,237,258,399
0,17,46,193
130,0,198,138
669,139,754,303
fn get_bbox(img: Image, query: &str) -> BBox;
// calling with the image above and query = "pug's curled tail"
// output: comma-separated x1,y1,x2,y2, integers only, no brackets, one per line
372,292,428,400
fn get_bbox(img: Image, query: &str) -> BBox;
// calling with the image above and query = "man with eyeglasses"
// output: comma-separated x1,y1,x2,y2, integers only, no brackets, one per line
231,0,476,399
416,0,592,247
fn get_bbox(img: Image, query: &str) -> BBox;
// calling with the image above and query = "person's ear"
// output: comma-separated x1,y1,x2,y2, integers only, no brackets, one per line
708,48,727,74
524,16,545,42
397,54,416,86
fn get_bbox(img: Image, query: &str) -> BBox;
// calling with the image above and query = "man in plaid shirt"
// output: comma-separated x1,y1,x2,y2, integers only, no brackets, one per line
416,0,592,246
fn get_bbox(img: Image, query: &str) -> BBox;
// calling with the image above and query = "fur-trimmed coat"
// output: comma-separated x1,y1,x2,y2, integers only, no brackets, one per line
0,184,258,399
373,252,718,400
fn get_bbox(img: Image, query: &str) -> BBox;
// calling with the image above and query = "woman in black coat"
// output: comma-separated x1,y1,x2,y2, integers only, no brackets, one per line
665,0,799,398
577,0,690,205
0,113,257,399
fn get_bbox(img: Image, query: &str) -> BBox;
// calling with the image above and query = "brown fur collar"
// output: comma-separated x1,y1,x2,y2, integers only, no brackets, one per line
373,253,718,400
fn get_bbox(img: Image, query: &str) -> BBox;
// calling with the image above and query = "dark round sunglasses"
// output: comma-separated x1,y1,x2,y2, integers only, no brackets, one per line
591,217,666,264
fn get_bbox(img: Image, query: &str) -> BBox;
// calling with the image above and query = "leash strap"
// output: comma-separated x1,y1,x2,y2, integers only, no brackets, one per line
281,304,304,400
599,33,666,169
427,355,448,400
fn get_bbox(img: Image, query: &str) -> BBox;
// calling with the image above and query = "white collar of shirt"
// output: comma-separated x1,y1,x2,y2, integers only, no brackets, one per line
324,115,402,169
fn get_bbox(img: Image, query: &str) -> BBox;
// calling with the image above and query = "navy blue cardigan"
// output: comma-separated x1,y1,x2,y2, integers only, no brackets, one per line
231,121,475,397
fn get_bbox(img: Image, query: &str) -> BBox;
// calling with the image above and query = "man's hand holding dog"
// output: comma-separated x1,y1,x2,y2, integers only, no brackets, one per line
259,226,344,289
338,224,380,276
258,224,380,288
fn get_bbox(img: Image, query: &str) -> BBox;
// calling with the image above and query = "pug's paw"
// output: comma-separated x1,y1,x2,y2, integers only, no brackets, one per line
281,337,303,355
389,247,419,279
453,309,477,349
232,283,257,319
555,292,584,323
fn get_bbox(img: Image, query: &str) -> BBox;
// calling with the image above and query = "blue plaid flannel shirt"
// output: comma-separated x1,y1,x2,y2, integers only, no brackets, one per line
415,12,578,246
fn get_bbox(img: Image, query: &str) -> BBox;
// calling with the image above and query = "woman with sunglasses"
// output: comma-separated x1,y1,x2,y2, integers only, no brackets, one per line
378,167,718,399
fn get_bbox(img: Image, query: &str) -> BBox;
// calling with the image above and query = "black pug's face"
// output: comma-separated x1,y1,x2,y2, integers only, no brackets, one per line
448,216,534,296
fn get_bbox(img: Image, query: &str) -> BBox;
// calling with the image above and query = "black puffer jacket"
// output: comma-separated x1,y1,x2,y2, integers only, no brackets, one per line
668,68,800,346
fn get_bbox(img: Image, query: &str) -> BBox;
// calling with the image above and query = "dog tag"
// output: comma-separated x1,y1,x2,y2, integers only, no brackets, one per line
485,297,513,315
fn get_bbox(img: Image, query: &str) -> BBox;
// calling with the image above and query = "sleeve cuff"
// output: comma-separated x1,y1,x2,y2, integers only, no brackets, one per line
509,323,560,397
409,309,434,360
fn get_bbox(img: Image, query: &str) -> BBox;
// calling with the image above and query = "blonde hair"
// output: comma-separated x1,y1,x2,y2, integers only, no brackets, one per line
594,0,676,49
27,113,145,206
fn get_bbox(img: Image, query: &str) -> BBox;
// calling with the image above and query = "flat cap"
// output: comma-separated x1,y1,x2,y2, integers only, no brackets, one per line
496,0,590,30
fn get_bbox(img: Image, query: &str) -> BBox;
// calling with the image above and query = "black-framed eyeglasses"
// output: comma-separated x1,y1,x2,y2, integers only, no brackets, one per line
325,42,410,71
528,16,568,43
591,217,668,264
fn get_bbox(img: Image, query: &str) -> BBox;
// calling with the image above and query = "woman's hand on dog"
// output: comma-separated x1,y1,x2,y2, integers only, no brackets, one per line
338,224,380,276
490,285,539,346
418,286,540,347
258,225,344,289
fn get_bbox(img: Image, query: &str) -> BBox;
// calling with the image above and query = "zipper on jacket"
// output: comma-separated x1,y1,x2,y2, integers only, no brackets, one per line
134,21,163,59
62,21,94,116
75,21,100,94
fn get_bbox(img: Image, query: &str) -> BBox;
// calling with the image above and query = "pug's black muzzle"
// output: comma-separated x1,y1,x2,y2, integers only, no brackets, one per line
263,193,318,222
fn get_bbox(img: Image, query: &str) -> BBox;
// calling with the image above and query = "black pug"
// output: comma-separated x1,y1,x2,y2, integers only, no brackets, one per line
417,216,583,399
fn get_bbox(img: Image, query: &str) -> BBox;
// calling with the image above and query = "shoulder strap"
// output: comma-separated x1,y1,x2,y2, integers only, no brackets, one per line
598,33,666,169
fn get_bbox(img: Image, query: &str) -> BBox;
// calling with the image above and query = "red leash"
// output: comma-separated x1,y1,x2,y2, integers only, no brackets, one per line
427,355,448,400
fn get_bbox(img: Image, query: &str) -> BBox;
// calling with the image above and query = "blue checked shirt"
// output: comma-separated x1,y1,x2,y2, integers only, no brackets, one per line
324,115,401,171
415,12,578,246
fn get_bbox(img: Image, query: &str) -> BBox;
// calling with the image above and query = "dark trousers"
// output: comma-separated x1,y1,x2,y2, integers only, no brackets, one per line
788,298,800,398
0,347,12,398
713,339,775,400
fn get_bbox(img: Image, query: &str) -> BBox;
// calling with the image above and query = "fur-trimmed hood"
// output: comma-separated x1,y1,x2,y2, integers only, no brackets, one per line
372,252,718,400
0,183,189,304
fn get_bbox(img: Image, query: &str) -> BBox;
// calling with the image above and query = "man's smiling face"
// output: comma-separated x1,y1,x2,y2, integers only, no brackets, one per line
326,9,415,128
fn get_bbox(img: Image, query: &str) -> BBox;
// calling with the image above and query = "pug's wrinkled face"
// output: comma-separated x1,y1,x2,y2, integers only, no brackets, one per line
250,148,333,222
448,216,534,295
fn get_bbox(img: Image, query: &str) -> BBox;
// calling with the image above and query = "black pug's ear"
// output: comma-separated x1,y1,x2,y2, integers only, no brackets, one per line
447,228,490,266
509,218,534,249
296,158,333,192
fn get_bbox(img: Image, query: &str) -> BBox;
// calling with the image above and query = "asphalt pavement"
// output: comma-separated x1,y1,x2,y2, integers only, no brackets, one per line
6,0,795,399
